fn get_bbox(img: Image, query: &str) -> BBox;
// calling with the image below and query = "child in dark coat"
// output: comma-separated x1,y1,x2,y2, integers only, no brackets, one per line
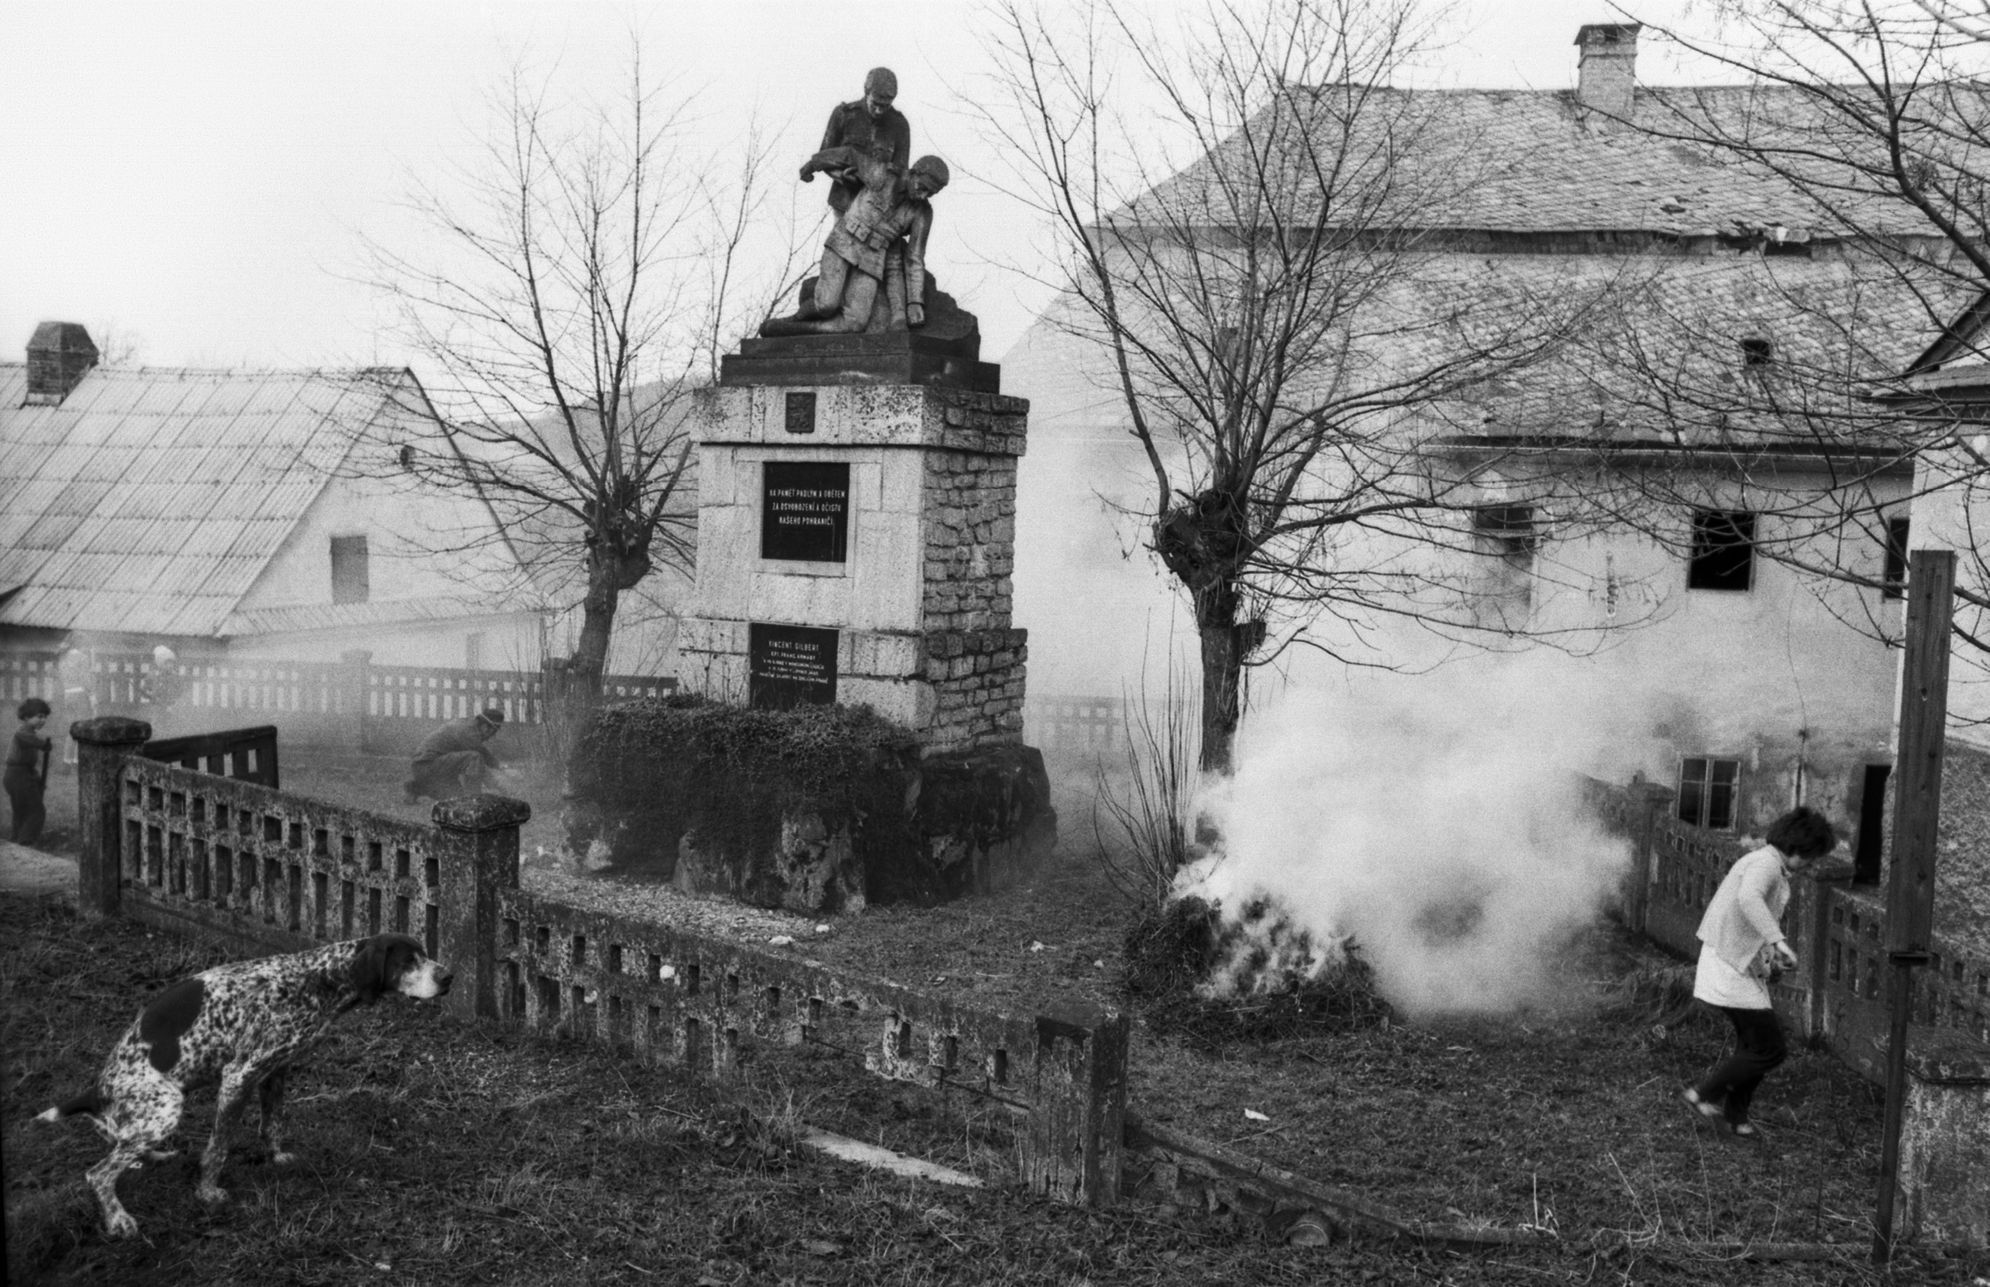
5,697,54,845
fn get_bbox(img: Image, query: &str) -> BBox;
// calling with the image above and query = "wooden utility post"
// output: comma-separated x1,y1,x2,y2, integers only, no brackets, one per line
1873,549,1955,1264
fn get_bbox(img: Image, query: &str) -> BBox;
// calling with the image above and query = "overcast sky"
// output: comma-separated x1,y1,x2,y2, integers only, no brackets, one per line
1,1,1733,373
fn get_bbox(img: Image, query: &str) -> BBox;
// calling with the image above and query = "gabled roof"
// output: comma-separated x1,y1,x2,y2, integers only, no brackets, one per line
0,363,421,636
1907,289,1990,375
1123,83,1958,240
1437,253,1959,441
1005,249,1961,450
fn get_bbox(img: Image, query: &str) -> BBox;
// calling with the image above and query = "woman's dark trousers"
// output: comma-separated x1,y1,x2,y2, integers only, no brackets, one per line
1694,1005,1788,1125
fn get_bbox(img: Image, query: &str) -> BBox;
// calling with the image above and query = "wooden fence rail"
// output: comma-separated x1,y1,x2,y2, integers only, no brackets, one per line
1,649,674,758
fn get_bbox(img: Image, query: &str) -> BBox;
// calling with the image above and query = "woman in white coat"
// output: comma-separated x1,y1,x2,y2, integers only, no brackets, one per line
1680,805,1838,1138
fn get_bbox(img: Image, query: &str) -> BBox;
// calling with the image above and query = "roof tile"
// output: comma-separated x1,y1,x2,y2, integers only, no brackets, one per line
0,364,422,635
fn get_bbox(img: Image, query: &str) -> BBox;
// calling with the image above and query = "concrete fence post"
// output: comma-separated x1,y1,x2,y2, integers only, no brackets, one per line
1021,999,1130,1207
340,649,373,754
1897,1025,1990,1249
71,716,151,918
1626,777,1675,936
430,793,528,1023
1800,867,1852,1045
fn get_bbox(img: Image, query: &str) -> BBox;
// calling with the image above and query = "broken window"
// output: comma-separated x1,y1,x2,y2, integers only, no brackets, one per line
1687,509,1755,592
330,535,369,605
1882,516,1910,601
1678,757,1740,830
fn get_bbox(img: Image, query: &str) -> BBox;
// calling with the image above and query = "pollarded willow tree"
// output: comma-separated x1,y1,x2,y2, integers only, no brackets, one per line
978,0,1627,773
358,50,803,709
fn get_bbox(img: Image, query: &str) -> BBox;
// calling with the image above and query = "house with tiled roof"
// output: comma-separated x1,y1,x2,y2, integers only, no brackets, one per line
1008,24,1954,856
0,322,549,680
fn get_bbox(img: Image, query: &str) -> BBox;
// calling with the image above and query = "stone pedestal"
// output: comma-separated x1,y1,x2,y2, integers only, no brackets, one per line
679,382,1030,756
1899,1025,1990,1248
563,322,1058,907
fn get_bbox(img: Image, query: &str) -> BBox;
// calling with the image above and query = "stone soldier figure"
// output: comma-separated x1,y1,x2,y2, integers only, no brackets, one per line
763,149,950,336
810,67,910,215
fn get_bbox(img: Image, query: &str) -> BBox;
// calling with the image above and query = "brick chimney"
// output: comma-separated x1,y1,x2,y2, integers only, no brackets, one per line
25,322,99,405
1574,23,1640,124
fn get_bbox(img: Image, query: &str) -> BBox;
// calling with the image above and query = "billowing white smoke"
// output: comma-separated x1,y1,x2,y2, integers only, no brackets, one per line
1177,661,1640,1018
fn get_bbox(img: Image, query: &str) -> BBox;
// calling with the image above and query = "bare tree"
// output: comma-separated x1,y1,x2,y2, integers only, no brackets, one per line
360,48,803,708
1590,2,1990,655
980,0,1620,772
89,321,146,367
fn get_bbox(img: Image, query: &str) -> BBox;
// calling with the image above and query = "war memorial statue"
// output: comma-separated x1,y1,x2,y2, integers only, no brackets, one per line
761,150,950,336
568,66,1051,907
811,66,910,216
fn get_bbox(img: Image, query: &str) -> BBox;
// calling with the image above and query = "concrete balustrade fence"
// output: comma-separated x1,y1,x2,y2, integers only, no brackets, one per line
1026,696,1127,759
68,717,1128,1208
1594,777,1990,1049
51,718,1990,1240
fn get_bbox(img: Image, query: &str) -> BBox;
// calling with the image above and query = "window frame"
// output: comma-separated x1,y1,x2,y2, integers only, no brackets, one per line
1687,508,1756,592
1472,503,1539,559
330,534,370,606
1882,516,1910,602
1678,756,1741,830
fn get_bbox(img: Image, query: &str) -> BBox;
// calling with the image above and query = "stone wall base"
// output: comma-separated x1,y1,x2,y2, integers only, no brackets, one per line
583,742,1056,914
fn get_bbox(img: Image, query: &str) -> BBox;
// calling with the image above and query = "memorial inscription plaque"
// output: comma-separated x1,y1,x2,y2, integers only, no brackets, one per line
761,460,850,562
748,622,840,709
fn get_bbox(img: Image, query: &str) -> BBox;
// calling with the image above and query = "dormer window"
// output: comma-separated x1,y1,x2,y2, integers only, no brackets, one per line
1741,337,1773,367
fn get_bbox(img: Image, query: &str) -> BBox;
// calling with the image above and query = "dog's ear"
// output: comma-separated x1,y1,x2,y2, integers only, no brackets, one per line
350,935,417,1003
350,936,390,1003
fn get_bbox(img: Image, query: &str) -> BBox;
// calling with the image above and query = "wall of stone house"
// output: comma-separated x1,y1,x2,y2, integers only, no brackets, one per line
1916,739,1990,961
230,469,546,670
1443,467,1910,841
242,470,530,620
1011,428,1190,706
1909,445,1990,744
219,613,545,671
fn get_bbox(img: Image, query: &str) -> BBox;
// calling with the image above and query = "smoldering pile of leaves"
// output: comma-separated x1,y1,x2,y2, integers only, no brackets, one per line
1121,894,1390,1046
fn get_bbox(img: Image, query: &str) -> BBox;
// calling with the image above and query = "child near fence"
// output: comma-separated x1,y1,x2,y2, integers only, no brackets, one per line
1680,805,1839,1139
5,697,53,845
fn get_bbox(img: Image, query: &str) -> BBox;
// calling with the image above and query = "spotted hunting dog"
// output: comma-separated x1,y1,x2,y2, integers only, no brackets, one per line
38,933,452,1238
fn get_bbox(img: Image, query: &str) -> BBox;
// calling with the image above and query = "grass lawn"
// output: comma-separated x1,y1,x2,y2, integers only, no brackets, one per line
7,750,1990,1284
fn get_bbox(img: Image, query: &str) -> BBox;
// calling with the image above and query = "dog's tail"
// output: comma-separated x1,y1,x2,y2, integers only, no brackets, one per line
36,1088,109,1123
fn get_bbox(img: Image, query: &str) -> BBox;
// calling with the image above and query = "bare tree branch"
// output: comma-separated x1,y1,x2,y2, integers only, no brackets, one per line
349,43,803,706
978,0,1629,771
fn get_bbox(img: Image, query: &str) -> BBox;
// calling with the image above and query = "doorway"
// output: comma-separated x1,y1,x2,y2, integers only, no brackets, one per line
1854,763,1890,884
